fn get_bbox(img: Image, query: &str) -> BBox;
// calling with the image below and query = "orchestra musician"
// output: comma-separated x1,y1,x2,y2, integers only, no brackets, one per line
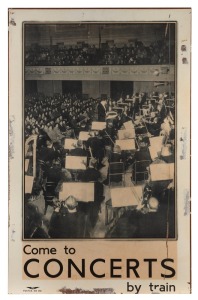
69,139,87,156
78,157,101,182
86,131,105,169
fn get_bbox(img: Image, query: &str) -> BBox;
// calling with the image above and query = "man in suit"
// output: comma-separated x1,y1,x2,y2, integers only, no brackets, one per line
78,158,104,228
49,196,91,238
97,99,107,121
131,137,151,182
86,132,105,169
79,158,100,182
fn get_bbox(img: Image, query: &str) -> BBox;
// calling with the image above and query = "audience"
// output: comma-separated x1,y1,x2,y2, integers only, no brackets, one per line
25,40,175,66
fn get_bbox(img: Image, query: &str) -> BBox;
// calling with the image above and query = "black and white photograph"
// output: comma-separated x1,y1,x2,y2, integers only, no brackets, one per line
24,22,176,240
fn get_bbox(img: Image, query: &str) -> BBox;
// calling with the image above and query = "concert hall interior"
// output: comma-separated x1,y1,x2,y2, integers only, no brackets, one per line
24,23,176,239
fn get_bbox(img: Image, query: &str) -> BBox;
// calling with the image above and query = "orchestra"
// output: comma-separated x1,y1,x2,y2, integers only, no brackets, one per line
25,90,175,239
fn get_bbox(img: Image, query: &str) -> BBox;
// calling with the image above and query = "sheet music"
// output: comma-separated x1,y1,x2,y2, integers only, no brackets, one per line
116,139,136,150
124,120,134,131
59,182,94,202
118,129,135,139
150,163,174,181
25,159,29,172
91,121,106,130
110,187,141,207
149,136,164,160
79,131,91,141
64,138,77,149
25,175,34,194
65,156,87,170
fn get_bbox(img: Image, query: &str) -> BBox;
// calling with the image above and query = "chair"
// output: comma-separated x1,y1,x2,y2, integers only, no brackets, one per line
109,162,125,186
132,160,151,184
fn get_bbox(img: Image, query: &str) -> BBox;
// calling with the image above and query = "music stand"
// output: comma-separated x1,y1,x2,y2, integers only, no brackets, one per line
65,156,87,170
124,120,134,131
25,175,34,194
64,138,77,150
79,131,91,141
25,159,29,173
118,129,135,139
116,139,136,150
92,122,106,130
149,163,174,181
149,136,164,160
59,182,94,202
110,186,141,207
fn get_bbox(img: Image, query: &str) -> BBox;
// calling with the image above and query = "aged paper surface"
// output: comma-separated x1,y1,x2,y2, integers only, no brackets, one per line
8,8,191,294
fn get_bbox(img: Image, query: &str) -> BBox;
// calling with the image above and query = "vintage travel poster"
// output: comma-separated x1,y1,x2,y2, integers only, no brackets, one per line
8,8,191,294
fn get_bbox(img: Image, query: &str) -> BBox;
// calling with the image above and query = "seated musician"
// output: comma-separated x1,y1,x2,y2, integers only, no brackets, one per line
103,145,124,185
147,100,155,114
120,105,131,123
69,139,87,156
48,196,91,238
127,102,134,118
134,116,148,135
132,136,151,162
38,139,60,181
144,116,161,136
131,137,151,181
78,158,101,182
78,158,104,227
110,145,124,163
101,119,117,147
86,132,105,169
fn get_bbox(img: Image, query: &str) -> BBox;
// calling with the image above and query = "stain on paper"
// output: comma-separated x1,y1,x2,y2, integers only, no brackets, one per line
59,286,115,294
9,115,15,159
11,225,16,241
184,189,190,216
10,18,16,26
179,127,187,160
182,57,188,64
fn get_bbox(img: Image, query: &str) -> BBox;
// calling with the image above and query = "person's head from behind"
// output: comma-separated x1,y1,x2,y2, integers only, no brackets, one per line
65,196,78,213
113,145,121,154
138,136,147,149
77,139,83,148
46,139,53,148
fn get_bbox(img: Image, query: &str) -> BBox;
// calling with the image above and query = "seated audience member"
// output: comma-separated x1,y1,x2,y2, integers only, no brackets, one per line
48,196,91,238
69,139,87,156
